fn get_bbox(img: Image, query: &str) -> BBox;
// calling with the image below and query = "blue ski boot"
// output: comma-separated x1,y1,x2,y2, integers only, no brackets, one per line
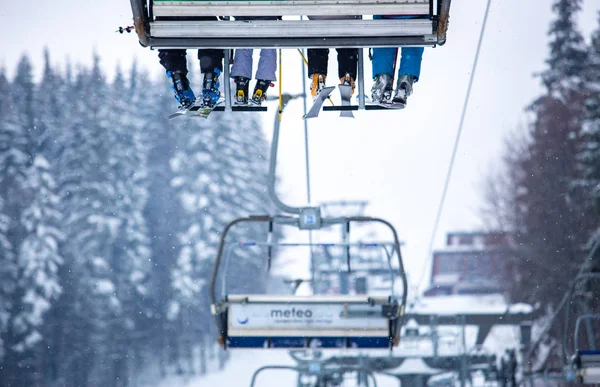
202,69,221,107
167,70,196,109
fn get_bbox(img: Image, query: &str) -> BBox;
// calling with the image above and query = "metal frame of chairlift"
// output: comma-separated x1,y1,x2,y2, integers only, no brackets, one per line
209,94,408,349
563,273,600,384
219,241,399,298
129,0,452,49
249,363,380,387
128,0,452,114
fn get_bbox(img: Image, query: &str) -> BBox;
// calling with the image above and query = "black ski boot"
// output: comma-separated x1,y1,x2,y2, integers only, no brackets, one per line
250,79,271,106
167,70,196,109
234,76,250,105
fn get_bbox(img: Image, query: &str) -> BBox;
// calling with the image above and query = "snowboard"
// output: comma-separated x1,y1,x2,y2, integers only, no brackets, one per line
303,86,335,119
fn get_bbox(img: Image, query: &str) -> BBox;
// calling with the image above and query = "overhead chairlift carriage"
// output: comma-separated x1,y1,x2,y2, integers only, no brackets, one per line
564,273,600,384
209,217,407,350
129,0,452,49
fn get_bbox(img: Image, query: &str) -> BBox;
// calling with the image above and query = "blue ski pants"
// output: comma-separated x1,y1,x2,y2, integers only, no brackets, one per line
371,15,424,81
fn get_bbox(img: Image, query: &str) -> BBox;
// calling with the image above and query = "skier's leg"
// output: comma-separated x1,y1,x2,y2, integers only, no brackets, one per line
230,49,253,104
198,49,225,106
250,49,277,105
230,49,253,79
158,49,188,73
307,49,329,99
370,46,396,102
255,49,277,81
336,48,358,95
158,49,196,108
198,49,224,73
397,47,424,81
393,47,424,105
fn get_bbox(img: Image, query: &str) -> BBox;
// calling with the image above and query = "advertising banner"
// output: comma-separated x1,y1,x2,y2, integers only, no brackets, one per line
229,303,388,330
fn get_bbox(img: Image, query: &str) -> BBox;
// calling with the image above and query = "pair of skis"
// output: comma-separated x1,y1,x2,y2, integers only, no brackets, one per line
168,98,224,119
303,84,405,120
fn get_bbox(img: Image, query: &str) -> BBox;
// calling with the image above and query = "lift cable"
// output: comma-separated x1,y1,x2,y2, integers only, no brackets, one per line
416,0,494,293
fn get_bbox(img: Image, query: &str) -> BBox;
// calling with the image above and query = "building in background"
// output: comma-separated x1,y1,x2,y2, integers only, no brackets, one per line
423,231,513,297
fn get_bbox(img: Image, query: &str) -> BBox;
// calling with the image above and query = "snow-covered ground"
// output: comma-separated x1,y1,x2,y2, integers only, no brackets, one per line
152,349,401,387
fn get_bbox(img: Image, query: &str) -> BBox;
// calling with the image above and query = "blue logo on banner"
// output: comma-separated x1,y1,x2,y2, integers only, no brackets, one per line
237,316,249,325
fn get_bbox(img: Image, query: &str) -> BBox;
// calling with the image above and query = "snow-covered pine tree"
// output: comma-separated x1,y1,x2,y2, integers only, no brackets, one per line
581,12,600,237
97,62,153,383
542,0,588,98
140,70,187,377
0,55,48,386
505,0,593,307
0,65,18,369
167,104,275,372
52,55,125,385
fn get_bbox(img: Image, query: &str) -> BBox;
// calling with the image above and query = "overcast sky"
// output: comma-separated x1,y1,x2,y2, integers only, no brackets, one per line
1,1,599,292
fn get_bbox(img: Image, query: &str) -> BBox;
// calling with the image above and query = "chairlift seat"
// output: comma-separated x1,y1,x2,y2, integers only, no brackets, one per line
574,350,600,384
131,0,452,48
219,294,401,349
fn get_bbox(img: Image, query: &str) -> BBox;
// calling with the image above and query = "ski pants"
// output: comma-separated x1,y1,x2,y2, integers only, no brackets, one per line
230,49,277,81
158,49,224,74
230,16,278,81
158,17,224,75
371,15,424,81
306,16,359,80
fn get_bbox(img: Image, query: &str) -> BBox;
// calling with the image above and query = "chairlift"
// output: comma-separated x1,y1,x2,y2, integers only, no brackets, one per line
129,0,452,49
209,216,408,349
563,273,600,384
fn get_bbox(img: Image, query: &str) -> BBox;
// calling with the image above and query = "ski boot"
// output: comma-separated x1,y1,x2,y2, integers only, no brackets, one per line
167,70,196,109
310,73,327,101
371,73,393,103
201,68,221,107
250,79,271,106
340,73,355,96
234,76,250,105
392,74,416,106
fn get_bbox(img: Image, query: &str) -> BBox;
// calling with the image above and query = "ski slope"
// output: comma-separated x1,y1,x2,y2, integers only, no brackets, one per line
153,349,401,387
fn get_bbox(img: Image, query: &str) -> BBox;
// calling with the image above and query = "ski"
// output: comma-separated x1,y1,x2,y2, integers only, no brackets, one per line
168,98,202,119
303,86,335,119
193,100,224,119
367,99,406,110
338,84,354,118
168,98,224,119
377,102,406,110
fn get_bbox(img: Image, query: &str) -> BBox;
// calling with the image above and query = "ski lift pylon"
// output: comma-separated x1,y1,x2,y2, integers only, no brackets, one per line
129,0,452,49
